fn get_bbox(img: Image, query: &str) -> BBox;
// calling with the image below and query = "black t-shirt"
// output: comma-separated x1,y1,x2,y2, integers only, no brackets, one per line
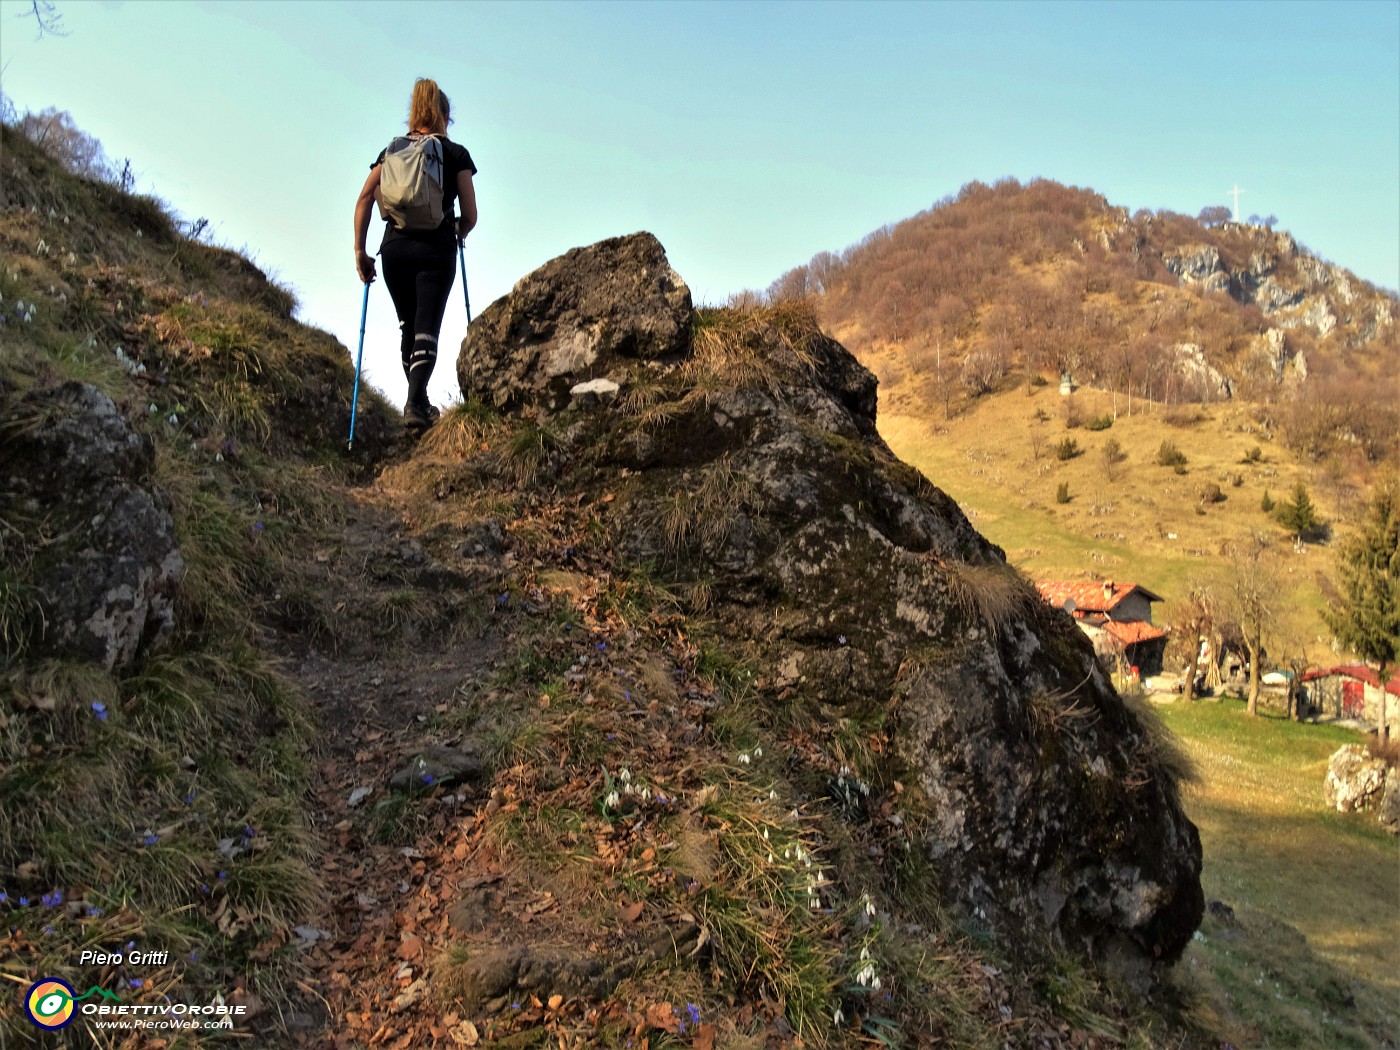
372,134,477,246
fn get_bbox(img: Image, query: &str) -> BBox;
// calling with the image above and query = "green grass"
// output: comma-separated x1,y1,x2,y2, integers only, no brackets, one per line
1156,696,1399,1043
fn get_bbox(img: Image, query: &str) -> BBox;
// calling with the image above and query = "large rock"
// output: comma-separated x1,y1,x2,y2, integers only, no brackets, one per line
458,231,692,414
454,234,1204,982
1323,745,1389,813
3,382,183,670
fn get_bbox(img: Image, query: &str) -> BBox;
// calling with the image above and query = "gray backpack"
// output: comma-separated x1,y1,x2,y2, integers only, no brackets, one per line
377,134,445,231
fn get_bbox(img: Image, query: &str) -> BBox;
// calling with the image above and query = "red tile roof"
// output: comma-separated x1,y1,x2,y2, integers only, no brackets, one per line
1302,665,1400,697
1036,580,1164,616
1101,620,1169,646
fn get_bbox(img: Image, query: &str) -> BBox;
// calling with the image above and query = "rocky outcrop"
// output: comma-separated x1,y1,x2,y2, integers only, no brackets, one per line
1324,745,1390,818
3,382,183,670
1172,343,1234,400
457,232,692,415
457,235,1204,981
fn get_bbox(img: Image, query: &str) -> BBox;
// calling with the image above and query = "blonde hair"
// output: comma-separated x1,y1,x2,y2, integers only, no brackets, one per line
408,78,451,135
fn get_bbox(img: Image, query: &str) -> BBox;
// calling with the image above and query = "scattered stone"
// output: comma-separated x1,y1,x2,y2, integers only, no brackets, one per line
389,745,486,792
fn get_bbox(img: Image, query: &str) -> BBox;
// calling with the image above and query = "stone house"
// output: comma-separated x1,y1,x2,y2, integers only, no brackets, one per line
1301,665,1400,731
1037,579,1169,676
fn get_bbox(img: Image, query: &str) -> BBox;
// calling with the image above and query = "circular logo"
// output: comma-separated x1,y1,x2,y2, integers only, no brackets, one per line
25,978,77,1029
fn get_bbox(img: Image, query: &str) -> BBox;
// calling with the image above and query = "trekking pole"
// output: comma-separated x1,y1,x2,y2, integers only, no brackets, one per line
347,279,370,450
458,243,472,325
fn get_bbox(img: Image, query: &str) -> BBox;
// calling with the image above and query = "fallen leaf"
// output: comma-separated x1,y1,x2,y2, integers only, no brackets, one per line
547,993,563,1011
398,935,422,961
694,1023,716,1050
619,901,643,923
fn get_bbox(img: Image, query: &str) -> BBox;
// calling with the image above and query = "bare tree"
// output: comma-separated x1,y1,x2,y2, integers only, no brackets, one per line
1221,534,1281,716
22,0,67,36
14,107,111,179
1169,579,1218,702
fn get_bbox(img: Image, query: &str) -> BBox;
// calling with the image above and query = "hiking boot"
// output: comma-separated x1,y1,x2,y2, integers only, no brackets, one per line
403,399,440,431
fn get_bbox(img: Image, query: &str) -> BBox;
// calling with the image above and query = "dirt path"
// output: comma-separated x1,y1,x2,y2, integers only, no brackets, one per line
261,485,506,1048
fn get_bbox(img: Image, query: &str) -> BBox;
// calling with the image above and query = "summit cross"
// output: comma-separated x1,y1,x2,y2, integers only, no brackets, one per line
1231,184,1244,223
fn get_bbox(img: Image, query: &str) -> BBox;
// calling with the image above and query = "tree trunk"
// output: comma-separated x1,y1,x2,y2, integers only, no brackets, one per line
1184,631,1202,702
1246,633,1261,716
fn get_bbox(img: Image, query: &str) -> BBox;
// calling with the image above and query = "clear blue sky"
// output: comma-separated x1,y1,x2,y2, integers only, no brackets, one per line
3,0,1397,408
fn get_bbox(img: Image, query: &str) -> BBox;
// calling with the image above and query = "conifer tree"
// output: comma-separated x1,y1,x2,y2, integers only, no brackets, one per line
1326,479,1399,742
1276,481,1321,539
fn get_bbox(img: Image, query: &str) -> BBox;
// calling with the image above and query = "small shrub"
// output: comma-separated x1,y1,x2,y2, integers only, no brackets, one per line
1063,395,1082,429
1242,445,1264,464
1229,472,1244,488
1030,374,1049,387
1084,413,1114,432
1054,438,1082,461
1200,483,1226,504
1101,438,1127,481
1260,490,1275,513
1032,407,1050,423
1156,441,1188,469
1056,481,1072,504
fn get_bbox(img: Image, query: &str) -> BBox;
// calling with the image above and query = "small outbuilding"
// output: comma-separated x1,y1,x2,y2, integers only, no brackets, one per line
1037,579,1169,676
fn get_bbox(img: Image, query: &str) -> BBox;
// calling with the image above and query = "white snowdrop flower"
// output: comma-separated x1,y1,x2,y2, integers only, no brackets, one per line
65,252,77,265
768,789,777,800
47,207,56,218
809,897,819,909
839,765,851,779
804,856,812,869
767,852,775,864
783,848,791,860
789,808,799,819
215,453,224,463
859,946,870,961
63,214,70,225
57,292,67,303
619,768,631,783
753,746,763,758
864,896,876,917
148,403,158,413
167,413,178,427
860,782,870,796
833,1007,844,1025
761,827,769,840
737,753,750,765
640,787,651,801
14,299,24,312
605,790,620,809
872,975,881,990
136,229,143,238
36,239,49,255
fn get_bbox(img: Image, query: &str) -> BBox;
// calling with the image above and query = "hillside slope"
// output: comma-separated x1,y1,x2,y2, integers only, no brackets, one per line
3,129,1395,1050
769,178,1397,468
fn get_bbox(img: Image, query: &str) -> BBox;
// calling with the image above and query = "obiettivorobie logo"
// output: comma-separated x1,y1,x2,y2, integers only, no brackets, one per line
24,978,119,1029
17,976,247,1031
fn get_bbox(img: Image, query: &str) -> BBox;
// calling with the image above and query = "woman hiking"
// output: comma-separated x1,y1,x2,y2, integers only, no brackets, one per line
353,78,478,431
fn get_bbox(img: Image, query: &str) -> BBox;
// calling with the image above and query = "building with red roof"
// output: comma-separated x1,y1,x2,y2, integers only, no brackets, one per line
1037,579,1169,675
1301,664,1400,731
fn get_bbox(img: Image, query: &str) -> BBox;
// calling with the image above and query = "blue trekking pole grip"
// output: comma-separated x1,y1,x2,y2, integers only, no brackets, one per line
347,279,370,449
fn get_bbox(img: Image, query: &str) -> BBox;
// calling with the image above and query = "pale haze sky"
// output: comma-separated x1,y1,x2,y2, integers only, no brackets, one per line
2,0,1397,409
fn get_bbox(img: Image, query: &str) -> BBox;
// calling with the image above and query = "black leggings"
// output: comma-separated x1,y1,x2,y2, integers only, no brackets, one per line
380,236,456,405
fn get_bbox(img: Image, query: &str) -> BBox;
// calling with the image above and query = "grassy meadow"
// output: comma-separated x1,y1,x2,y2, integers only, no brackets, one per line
876,379,1341,656
1157,696,1398,1046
